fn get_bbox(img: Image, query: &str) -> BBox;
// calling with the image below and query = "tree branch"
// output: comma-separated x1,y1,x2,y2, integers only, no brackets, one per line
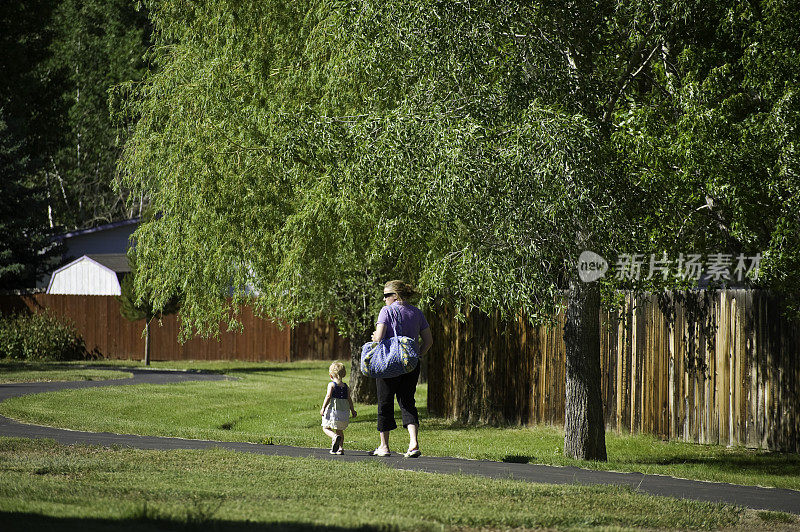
602,41,661,123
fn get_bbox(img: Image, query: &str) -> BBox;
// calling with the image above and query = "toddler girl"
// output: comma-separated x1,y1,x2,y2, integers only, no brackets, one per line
320,361,357,454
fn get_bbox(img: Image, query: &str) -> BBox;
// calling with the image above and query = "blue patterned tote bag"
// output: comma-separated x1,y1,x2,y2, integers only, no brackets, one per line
360,306,420,378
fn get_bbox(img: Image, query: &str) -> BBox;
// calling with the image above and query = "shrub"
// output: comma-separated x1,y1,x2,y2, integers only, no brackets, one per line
0,311,87,360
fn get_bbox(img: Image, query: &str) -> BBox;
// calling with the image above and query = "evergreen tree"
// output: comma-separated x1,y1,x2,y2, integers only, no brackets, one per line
2,0,153,239
0,112,62,289
0,0,66,229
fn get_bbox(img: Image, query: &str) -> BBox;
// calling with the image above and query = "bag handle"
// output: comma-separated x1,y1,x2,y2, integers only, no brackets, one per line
387,304,401,339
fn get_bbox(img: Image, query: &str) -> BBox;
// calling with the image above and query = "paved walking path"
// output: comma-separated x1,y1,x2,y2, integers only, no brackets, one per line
1,368,798,515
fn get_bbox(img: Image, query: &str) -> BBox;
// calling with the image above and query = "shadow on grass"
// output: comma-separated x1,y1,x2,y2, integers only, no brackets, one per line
0,361,217,376
502,455,534,464
0,512,393,532
630,453,800,478
0,361,83,373
423,416,534,432
349,405,431,422
0,361,316,376
212,366,312,375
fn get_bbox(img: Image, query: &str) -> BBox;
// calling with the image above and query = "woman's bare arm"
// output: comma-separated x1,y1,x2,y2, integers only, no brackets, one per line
371,323,387,342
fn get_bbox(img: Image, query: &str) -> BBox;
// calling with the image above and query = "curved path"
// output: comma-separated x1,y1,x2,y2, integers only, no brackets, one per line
1,368,799,515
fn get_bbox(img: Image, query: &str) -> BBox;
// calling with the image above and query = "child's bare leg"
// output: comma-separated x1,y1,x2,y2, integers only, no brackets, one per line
335,429,345,453
322,427,338,440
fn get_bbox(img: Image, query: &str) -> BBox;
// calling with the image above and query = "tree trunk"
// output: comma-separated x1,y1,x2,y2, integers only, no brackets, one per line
563,279,607,461
348,329,377,404
144,319,151,366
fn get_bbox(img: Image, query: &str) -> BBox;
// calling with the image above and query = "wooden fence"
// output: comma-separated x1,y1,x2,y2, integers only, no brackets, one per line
427,290,800,453
0,294,350,362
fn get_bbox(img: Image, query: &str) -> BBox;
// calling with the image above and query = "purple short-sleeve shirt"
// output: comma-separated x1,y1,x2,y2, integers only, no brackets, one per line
377,302,429,342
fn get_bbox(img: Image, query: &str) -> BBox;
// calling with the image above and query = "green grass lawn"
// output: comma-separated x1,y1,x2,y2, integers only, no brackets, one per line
1,360,799,491
2,437,792,531
0,360,132,383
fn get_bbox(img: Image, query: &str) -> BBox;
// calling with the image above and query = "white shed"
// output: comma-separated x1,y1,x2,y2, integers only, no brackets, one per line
46,254,131,296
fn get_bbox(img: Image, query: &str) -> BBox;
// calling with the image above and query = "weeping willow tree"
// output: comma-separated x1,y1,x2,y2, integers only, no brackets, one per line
118,0,799,460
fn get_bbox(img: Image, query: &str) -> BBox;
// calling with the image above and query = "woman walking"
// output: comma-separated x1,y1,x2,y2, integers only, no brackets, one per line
369,280,433,457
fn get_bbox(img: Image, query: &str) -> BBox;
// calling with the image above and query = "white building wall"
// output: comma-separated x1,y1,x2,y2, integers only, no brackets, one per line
47,258,122,295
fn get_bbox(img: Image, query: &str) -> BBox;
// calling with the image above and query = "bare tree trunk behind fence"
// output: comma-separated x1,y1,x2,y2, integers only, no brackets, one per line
427,290,800,454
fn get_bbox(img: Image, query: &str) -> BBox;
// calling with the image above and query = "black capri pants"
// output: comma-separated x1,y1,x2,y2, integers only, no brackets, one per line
376,363,420,432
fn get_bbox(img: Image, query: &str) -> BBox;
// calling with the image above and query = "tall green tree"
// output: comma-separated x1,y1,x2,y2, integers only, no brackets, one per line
0,112,62,289
1,0,64,288
1,0,66,231
119,0,639,458
2,0,152,233
46,0,153,228
119,0,798,460
612,0,799,302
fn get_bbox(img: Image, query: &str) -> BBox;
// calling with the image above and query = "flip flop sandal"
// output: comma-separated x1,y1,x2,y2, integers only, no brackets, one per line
369,448,391,457
404,449,421,458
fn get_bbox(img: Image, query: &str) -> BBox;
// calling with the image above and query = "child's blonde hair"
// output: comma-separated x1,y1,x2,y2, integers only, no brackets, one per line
329,361,346,379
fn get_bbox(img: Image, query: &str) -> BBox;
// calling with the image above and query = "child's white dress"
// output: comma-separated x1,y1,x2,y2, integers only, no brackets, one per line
321,381,350,430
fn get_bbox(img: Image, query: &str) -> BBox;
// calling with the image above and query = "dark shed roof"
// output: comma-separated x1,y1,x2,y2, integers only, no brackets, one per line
86,254,131,273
